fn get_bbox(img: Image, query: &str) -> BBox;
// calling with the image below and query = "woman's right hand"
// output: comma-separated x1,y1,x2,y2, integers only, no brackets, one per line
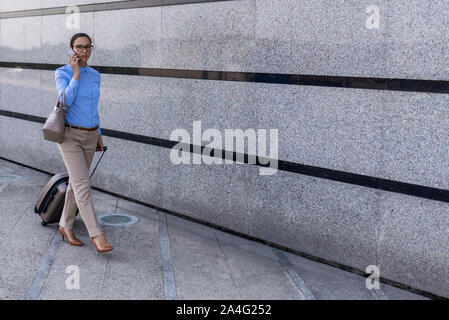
70,53,80,74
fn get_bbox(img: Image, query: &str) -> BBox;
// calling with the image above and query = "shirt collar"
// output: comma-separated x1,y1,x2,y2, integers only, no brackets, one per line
80,65,88,73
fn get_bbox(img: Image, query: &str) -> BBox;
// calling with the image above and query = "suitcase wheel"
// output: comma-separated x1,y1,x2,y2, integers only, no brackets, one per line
41,220,48,226
34,206,38,214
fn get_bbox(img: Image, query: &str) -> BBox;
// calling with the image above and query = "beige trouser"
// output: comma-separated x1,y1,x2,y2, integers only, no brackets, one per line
57,126,103,238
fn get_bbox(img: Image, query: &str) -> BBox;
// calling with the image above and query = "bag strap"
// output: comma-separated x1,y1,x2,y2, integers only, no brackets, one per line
55,91,70,115
55,90,65,106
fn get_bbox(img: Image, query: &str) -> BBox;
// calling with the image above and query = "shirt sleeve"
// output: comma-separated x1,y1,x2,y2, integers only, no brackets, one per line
55,69,79,106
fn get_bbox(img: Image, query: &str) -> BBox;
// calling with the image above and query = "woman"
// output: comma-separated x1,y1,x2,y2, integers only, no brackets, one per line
55,33,113,253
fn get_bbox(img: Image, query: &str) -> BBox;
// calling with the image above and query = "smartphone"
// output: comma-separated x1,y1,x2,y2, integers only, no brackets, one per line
68,47,78,58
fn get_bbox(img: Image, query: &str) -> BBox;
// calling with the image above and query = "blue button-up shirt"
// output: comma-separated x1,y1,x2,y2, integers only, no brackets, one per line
55,64,102,135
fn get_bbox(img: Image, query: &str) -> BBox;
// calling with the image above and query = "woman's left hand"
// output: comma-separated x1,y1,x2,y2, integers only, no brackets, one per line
97,135,104,152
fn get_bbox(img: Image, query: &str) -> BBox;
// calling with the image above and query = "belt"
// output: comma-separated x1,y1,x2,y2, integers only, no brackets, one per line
65,124,98,131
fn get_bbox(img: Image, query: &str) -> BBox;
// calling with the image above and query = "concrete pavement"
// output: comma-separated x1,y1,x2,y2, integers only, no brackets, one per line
0,158,428,300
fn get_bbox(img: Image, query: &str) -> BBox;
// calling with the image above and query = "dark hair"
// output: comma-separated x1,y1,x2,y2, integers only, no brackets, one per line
70,33,92,48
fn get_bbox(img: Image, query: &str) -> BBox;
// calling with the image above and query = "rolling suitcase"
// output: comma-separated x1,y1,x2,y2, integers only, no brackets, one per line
34,146,108,226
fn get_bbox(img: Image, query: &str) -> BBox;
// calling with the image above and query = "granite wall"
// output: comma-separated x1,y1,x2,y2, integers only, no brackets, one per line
0,0,448,297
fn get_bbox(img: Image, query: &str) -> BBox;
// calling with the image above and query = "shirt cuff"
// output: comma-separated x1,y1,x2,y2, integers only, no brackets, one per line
69,77,79,86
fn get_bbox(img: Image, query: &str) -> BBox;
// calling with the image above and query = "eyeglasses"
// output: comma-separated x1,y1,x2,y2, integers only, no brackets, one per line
74,44,93,52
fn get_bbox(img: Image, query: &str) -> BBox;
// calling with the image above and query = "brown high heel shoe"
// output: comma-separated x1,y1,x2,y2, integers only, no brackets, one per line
59,226,83,246
91,234,113,253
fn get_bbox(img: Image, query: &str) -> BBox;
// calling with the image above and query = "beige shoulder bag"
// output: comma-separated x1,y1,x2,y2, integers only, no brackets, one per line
42,91,69,144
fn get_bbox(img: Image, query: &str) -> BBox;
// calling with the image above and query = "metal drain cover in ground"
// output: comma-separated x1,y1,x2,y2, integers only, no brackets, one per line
98,213,139,227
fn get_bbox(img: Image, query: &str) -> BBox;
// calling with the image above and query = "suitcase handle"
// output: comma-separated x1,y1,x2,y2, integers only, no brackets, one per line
95,145,108,152
90,145,107,179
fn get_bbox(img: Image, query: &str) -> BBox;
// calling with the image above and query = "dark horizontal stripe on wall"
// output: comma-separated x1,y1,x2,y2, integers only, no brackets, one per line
0,0,232,19
1,61,448,94
2,109,449,204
